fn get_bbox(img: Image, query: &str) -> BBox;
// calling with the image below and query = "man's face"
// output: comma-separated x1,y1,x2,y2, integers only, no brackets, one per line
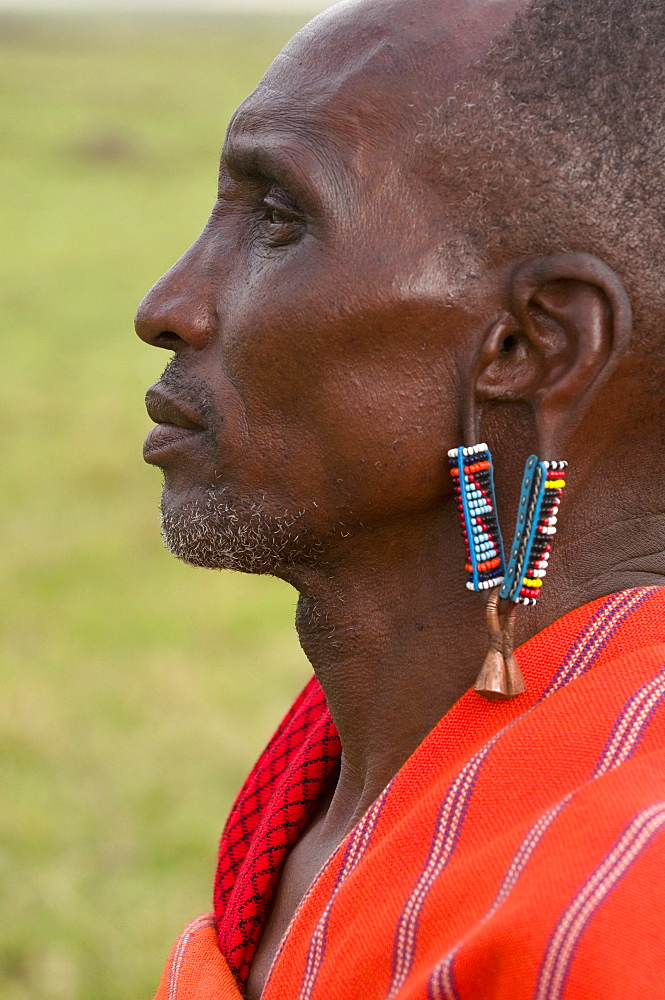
135,0,520,577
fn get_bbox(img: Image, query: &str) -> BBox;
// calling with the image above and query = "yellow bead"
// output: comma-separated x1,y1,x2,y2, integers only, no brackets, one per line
522,577,544,588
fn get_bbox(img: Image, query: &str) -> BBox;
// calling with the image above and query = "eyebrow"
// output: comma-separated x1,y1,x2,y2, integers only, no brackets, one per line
224,139,277,178
222,123,329,213
222,96,354,211
223,112,311,182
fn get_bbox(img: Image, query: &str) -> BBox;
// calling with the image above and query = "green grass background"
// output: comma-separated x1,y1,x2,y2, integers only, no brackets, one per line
0,12,319,999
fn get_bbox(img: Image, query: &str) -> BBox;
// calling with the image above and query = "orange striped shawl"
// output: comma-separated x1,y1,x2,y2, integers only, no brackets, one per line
154,587,665,1000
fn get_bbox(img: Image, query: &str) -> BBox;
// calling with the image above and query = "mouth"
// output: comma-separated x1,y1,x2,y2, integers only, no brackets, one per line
143,383,206,464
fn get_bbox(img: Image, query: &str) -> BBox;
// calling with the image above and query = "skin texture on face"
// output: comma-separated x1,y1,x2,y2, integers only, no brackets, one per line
136,4,664,995
133,0,665,833
135,0,525,580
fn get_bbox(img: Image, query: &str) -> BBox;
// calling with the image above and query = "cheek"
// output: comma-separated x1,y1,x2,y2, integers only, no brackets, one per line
311,354,459,511
214,244,464,512
210,337,458,516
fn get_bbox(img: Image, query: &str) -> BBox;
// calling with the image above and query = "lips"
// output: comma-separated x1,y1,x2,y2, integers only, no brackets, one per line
143,383,206,464
145,385,206,430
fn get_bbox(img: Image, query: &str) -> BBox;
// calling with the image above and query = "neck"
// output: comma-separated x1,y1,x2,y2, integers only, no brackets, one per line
283,492,664,833
293,511,482,828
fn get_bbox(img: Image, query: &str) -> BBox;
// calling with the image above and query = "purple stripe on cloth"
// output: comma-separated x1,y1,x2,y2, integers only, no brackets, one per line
428,798,569,1000
535,802,665,1000
296,785,390,1000
168,914,216,1000
387,735,501,999
594,663,665,776
390,588,658,999
429,651,665,999
543,589,655,698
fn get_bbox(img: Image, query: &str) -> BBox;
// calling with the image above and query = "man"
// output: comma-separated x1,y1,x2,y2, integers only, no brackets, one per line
135,0,665,996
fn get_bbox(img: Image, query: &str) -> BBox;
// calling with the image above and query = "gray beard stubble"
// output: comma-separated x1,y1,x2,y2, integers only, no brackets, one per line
159,485,321,574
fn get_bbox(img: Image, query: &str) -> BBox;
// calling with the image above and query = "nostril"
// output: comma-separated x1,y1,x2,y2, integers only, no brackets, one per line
155,330,183,349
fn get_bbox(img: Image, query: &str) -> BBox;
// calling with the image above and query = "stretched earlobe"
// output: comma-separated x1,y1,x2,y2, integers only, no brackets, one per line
462,312,518,443
473,253,632,455
456,253,632,701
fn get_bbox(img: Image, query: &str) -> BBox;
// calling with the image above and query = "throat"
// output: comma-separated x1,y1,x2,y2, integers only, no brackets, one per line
293,569,490,814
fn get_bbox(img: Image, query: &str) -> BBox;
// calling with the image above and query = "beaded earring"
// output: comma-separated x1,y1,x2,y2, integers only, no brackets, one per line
447,444,505,592
449,446,568,700
499,457,568,606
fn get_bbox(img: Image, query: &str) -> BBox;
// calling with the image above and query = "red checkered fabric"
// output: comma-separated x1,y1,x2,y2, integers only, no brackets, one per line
213,677,341,991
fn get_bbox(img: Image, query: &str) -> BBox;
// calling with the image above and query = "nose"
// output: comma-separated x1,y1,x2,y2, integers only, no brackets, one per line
135,240,216,352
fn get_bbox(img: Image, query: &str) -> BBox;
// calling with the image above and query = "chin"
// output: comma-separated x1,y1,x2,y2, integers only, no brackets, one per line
159,483,322,575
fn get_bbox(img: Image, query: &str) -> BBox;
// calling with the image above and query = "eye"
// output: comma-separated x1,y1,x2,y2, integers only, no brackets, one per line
261,187,304,246
266,203,292,225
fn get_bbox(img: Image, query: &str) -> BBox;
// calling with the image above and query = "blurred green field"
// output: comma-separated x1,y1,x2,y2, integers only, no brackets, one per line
0,12,318,999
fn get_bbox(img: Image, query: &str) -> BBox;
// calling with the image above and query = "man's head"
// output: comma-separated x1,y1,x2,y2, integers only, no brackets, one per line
135,0,663,582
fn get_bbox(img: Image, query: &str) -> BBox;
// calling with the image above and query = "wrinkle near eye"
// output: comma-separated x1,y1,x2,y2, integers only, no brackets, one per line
264,185,302,218
221,130,329,219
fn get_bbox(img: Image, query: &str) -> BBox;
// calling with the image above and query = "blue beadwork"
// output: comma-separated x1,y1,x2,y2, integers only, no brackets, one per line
448,444,505,592
499,457,567,605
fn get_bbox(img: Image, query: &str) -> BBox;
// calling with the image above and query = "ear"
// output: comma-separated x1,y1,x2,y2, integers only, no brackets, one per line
472,253,632,455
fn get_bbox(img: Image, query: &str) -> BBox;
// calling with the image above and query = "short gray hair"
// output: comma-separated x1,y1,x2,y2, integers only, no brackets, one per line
425,0,664,368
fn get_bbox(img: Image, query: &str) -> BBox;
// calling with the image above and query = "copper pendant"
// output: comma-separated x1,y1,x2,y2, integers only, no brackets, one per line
474,589,526,700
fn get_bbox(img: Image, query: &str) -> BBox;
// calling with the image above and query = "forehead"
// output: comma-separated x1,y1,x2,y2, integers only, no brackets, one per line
224,0,525,171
